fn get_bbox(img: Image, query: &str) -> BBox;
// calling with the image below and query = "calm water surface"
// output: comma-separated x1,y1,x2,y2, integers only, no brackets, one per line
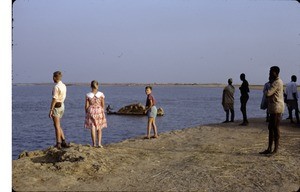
13,85,268,159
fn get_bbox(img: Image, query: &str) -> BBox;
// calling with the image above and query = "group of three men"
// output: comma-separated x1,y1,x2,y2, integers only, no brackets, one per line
222,66,294,155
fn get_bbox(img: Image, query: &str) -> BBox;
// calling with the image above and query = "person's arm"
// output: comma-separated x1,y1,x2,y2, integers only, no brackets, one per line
246,82,250,93
145,97,154,111
149,99,153,108
145,99,153,113
284,91,287,98
222,90,225,105
293,93,298,101
49,86,59,118
85,97,89,113
101,98,106,112
292,84,298,101
266,81,279,97
49,98,57,118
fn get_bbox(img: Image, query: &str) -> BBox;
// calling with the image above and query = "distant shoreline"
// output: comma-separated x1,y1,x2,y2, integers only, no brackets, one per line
13,82,266,90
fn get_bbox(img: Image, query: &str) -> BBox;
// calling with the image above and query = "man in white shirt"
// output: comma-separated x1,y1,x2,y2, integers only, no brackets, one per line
285,75,299,124
49,71,70,149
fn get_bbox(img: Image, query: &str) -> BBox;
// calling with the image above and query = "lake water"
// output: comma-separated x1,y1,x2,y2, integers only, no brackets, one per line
13,84,269,159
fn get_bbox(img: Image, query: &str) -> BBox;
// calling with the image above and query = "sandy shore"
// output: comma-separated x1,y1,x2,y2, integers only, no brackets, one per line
13,118,300,191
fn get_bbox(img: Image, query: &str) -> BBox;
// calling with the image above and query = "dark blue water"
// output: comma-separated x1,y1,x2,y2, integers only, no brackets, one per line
13,85,266,159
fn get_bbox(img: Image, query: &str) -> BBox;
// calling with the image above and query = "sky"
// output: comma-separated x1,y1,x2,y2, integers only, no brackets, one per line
12,0,300,84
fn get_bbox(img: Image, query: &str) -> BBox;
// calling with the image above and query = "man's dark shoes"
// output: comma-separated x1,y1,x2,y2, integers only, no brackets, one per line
222,120,229,123
239,122,249,126
259,149,271,155
61,140,70,148
55,142,62,149
268,150,278,156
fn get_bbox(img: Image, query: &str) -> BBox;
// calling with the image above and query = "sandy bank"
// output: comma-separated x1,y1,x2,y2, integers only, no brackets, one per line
13,118,300,191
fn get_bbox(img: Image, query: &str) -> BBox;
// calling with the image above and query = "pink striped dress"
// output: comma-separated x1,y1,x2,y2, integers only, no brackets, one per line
85,91,107,130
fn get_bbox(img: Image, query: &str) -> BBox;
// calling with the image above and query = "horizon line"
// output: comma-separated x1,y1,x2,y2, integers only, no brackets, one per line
12,82,267,87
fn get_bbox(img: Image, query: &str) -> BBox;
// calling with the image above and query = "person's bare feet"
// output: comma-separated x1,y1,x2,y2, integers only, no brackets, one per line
144,136,150,139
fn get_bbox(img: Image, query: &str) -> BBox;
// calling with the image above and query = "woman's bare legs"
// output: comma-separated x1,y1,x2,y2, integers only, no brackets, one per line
91,127,96,147
97,128,103,147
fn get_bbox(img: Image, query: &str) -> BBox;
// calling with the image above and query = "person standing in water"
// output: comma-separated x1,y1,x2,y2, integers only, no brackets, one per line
49,71,70,149
144,86,158,139
85,80,107,148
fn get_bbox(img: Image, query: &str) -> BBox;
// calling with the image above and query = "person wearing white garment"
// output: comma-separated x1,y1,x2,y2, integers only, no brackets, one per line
85,80,107,148
49,71,70,149
285,75,299,124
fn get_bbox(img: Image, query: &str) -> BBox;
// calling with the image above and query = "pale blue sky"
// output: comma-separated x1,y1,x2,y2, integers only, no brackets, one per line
12,0,300,84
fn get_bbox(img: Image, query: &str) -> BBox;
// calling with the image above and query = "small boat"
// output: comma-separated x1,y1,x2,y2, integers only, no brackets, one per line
106,103,164,116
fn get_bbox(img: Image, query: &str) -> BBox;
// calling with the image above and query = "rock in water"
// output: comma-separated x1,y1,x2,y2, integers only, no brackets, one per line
157,107,164,116
115,103,164,116
117,103,146,115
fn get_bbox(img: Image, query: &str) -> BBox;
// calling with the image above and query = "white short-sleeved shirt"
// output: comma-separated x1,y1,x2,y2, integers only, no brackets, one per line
52,81,67,103
86,91,105,99
285,81,298,100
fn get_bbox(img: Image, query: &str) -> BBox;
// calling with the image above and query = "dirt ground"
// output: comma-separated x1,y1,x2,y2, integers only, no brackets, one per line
12,118,300,191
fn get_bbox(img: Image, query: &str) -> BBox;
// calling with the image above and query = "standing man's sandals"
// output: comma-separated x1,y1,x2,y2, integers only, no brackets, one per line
61,141,70,148
259,149,271,155
55,143,62,149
